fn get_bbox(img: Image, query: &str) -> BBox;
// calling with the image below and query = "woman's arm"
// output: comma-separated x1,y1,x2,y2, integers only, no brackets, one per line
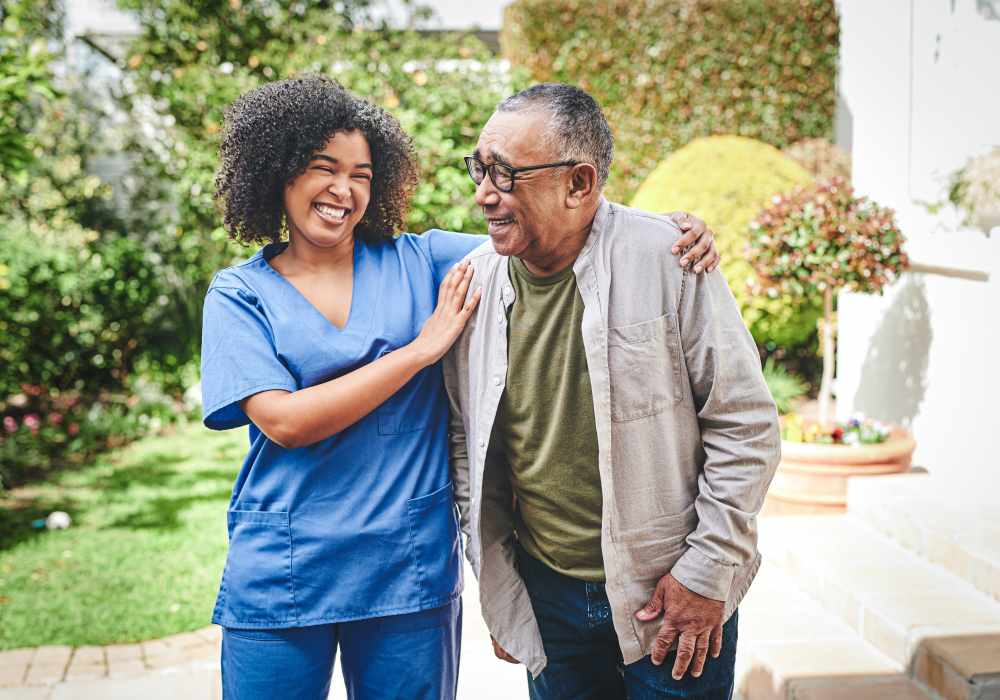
242,261,481,449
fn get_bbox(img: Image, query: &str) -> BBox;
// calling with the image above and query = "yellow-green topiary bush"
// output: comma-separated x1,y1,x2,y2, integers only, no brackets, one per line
630,135,822,349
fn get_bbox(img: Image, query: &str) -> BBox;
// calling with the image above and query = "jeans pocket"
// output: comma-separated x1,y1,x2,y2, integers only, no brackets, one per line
407,481,462,605
608,313,683,422
221,509,297,624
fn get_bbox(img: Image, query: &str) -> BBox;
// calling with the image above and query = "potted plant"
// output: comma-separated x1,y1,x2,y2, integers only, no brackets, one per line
749,178,915,513
949,146,1000,234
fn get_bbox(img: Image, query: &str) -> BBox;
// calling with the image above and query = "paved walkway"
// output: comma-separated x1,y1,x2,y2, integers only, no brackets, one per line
0,563,527,699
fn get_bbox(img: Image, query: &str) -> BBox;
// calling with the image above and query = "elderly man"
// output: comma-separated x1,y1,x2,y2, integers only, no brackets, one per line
444,83,780,700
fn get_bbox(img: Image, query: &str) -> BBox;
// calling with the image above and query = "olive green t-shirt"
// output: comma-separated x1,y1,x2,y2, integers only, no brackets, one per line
494,256,604,582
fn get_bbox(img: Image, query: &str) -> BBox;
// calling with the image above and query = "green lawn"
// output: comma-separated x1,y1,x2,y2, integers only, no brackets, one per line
0,421,243,650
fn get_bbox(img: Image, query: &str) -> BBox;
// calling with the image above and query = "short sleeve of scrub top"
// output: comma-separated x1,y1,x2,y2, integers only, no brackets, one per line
200,275,298,431
198,230,485,630
413,229,488,286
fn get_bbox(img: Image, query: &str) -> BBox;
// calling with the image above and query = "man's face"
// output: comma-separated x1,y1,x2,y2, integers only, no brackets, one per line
473,110,572,261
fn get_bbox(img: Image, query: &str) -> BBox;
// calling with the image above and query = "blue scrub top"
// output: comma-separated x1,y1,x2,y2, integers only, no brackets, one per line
200,229,484,628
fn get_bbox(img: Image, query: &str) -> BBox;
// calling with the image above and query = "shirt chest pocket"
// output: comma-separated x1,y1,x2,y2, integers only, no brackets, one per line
607,313,684,422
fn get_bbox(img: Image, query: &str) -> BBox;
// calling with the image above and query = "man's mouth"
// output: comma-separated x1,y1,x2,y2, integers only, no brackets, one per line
314,202,351,224
487,215,516,230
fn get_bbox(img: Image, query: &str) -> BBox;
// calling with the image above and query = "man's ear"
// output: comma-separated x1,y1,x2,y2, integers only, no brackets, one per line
565,163,598,208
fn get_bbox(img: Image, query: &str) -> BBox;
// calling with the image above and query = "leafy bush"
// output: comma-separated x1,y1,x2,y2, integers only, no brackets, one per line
501,0,839,201
749,178,908,425
113,2,523,379
630,135,822,349
783,138,852,184
0,1,59,178
762,358,808,415
749,179,908,298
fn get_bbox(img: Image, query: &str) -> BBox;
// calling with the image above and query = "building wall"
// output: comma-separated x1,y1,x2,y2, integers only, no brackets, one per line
835,0,1000,479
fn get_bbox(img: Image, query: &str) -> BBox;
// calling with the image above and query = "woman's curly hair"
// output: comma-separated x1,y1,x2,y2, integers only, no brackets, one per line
215,75,418,245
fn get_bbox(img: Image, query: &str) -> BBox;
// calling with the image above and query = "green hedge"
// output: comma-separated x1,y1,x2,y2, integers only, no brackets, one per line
501,0,839,201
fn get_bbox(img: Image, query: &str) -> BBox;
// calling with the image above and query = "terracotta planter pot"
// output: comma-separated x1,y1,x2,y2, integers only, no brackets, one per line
765,427,916,515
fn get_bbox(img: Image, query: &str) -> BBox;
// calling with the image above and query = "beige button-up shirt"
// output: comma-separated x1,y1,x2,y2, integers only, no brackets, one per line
443,198,780,677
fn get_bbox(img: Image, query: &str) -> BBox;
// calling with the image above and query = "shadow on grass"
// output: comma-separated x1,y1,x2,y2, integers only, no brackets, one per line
0,494,81,551
1,444,237,548
109,488,234,530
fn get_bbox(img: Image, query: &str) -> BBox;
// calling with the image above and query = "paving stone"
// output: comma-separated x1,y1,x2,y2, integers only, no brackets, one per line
21,665,64,688
105,658,147,679
195,627,221,645
0,688,52,699
64,647,106,682
23,649,68,669
49,669,221,700
159,632,211,650
0,651,33,688
791,677,932,699
103,644,142,662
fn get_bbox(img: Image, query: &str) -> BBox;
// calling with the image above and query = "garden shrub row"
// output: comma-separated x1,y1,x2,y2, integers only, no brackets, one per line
501,0,839,203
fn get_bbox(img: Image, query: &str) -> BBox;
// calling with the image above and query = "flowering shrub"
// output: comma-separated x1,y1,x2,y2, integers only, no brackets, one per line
0,388,180,489
781,413,890,445
749,178,908,298
749,178,908,426
783,138,852,184
950,146,1000,230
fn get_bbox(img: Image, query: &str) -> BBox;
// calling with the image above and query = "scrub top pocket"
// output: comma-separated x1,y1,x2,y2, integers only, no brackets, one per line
378,365,436,435
219,509,297,625
406,481,462,606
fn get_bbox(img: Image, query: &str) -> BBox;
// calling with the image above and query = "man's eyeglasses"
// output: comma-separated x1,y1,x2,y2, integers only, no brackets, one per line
464,155,579,193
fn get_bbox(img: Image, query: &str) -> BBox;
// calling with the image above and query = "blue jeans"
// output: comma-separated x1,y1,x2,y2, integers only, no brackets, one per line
220,598,461,700
517,545,737,700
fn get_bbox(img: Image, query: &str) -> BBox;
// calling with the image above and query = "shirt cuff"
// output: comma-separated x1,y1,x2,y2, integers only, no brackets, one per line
670,546,735,602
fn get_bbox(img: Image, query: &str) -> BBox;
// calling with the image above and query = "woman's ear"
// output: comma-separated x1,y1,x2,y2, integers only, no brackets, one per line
565,163,598,209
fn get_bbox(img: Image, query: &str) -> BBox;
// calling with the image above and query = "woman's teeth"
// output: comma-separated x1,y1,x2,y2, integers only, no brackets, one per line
314,203,349,222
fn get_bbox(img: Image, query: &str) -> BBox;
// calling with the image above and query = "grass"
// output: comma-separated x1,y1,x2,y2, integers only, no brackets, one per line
0,421,244,650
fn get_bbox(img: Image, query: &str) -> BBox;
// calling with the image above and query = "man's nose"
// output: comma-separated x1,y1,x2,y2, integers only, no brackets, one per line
474,175,499,208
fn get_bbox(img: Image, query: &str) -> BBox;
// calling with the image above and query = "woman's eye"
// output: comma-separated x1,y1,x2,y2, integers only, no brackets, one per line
353,173,372,181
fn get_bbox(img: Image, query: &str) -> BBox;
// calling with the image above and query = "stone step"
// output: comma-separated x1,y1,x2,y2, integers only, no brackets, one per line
735,564,934,699
759,515,1000,700
847,473,1000,603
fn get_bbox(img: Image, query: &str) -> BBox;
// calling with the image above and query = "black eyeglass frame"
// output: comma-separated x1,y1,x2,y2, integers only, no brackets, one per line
463,155,580,193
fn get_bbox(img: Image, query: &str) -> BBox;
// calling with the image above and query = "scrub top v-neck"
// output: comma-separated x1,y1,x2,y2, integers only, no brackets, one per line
200,229,484,628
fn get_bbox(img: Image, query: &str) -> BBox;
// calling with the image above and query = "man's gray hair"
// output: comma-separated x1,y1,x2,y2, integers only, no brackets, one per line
497,83,614,188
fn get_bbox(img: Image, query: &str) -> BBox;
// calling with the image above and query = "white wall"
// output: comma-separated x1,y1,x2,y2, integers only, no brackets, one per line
835,0,1000,479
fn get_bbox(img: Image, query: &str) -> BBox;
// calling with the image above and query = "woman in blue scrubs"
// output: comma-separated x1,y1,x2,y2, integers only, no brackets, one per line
201,76,720,699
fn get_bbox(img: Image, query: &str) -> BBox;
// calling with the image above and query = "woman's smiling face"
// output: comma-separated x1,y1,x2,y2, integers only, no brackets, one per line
283,129,373,250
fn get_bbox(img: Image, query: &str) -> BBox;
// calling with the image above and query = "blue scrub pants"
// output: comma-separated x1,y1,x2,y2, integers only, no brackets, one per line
220,598,461,700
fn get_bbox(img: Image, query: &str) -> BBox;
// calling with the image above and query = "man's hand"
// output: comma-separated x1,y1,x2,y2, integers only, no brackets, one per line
634,572,725,680
491,636,520,665
668,211,721,273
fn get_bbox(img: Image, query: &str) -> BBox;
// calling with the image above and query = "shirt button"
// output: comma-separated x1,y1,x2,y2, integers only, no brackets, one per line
493,376,502,386
478,439,486,449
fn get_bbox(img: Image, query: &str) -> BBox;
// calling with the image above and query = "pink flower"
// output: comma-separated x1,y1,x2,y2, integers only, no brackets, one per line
68,423,80,436
48,412,63,425
3,416,16,433
24,414,40,431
